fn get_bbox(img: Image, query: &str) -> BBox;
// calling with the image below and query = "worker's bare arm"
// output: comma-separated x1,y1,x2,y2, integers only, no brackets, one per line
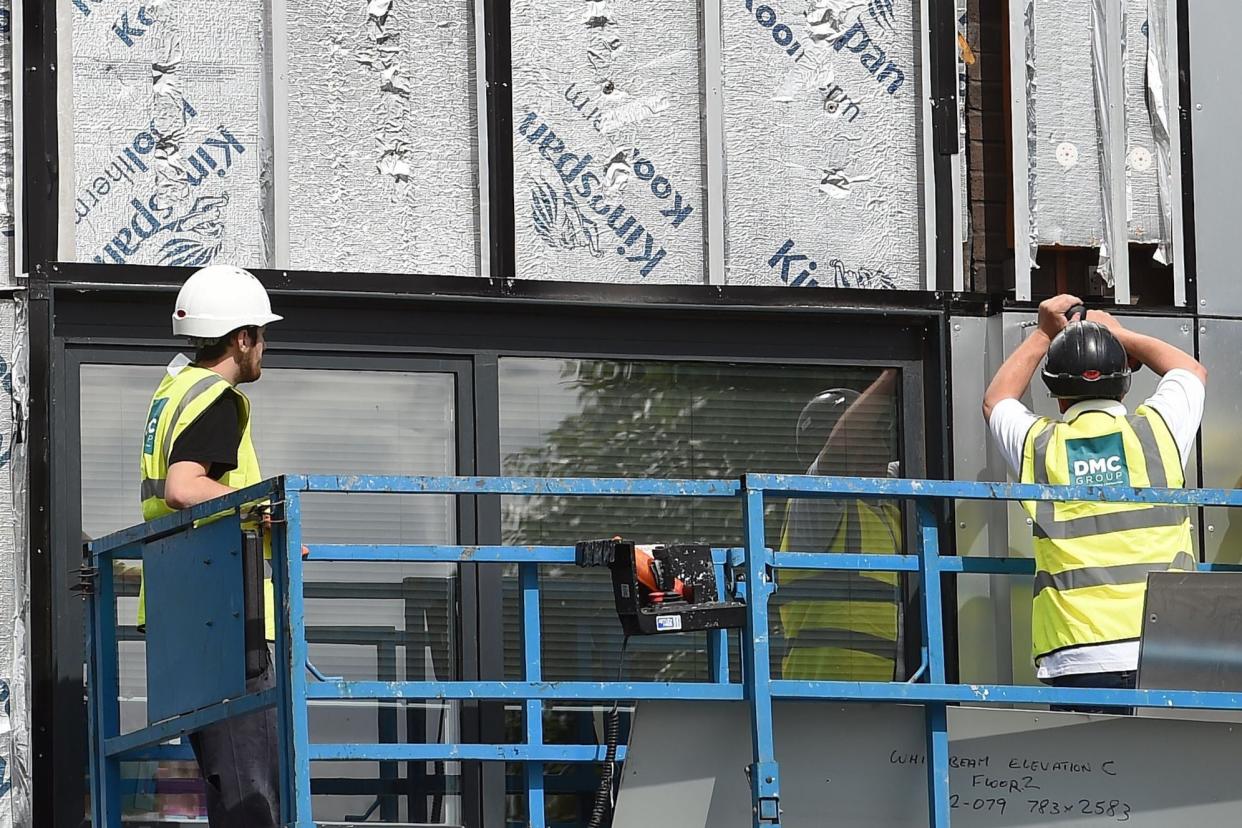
165,460,235,510
982,294,1081,421
826,367,898,447
1087,310,1207,384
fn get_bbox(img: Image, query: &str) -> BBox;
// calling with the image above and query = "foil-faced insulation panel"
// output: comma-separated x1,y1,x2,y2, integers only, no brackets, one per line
0,298,28,828
510,0,707,284
285,0,480,275
65,0,269,268
1124,0,1160,244
0,2,10,286
722,0,925,290
1028,0,1165,250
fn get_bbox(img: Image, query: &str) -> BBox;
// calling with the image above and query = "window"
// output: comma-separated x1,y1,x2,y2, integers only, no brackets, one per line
496,356,904,823
79,360,464,824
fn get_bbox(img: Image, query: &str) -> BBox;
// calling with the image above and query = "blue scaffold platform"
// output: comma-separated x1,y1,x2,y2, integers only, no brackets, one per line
84,474,1242,827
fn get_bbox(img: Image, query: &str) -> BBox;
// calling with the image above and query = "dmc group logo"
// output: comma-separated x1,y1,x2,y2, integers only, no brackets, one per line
1066,433,1130,487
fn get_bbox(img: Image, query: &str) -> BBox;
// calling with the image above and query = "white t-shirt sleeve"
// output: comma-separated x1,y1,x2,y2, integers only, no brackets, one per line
1142,368,1205,469
986,398,1041,479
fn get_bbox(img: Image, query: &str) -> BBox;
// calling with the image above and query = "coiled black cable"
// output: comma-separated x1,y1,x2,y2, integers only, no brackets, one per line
588,635,630,828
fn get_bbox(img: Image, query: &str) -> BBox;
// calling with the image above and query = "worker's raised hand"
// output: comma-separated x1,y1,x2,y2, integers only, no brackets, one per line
1037,294,1083,340
1085,308,1124,334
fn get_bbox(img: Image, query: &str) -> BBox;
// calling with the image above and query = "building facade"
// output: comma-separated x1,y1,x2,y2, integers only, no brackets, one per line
1,0,1240,825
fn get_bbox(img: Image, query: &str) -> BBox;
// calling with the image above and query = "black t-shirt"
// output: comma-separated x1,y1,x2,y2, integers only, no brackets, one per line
167,392,243,481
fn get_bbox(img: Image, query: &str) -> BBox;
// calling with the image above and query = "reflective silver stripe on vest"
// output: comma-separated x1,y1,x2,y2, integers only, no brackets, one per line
1034,551,1196,596
1030,421,1188,540
782,627,899,661
160,374,227,463
777,571,901,604
1128,413,1169,488
140,478,165,501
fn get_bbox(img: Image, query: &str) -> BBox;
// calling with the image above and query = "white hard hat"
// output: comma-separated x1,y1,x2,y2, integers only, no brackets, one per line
171,265,283,339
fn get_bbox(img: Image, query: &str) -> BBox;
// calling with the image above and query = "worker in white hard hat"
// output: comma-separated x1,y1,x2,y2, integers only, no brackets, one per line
137,264,282,827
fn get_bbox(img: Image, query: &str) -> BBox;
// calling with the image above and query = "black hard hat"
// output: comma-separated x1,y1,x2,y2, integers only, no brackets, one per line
1042,320,1131,400
796,388,860,468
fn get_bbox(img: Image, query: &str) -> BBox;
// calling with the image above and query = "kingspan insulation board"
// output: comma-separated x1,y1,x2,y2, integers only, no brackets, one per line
722,0,925,290
1027,0,1164,249
511,0,707,284
1123,1,1161,245
285,0,481,275
64,0,269,268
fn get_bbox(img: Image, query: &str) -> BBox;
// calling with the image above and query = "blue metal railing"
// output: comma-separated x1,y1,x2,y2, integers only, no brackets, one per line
85,474,1242,828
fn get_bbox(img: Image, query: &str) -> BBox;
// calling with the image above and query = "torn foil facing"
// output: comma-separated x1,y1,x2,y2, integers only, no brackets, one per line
0,2,12,286
722,0,923,289
1091,0,1119,285
1124,0,1161,245
1143,0,1174,263
1023,0,1039,268
511,0,707,284
286,0,480,275
65,0,269,268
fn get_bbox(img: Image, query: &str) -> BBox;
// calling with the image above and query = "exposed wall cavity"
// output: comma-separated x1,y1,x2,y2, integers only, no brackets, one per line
1028,0,1167,252
722,0,924,290
511,0,707,284
66,0,269,268
286,0,480,275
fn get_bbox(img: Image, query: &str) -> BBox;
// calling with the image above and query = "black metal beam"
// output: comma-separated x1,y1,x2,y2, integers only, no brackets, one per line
929,0,961,293
22,0,59,267
1176,0,1198,310
43,260,999,317
483,0,515,279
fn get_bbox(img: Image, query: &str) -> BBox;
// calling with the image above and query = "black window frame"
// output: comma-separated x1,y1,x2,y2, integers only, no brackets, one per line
28,267,959,827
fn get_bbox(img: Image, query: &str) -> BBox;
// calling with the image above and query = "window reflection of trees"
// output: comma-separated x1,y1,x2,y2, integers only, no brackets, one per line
498,358,899,685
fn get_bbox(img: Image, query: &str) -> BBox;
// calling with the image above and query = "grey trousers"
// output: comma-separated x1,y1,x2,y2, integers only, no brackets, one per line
189,650,282,827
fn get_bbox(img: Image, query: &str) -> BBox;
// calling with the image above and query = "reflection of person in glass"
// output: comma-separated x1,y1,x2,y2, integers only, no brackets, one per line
777,369,903,681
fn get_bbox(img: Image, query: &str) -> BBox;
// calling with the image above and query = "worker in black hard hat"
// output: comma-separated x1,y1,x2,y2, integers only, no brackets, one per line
777,369,905,681
983,294,1207,713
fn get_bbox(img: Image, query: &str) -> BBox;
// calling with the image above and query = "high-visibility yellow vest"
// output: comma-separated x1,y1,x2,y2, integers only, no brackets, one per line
777,498,902,681
137,365,274,638
1020,405,1193,661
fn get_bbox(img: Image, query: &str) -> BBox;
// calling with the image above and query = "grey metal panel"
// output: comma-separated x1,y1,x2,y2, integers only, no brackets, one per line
616,701,1242,827
1138,572,1242,722
951,314,1011,684
1001,311,1042,685
1188,0,1242,315
1196,319,1241,563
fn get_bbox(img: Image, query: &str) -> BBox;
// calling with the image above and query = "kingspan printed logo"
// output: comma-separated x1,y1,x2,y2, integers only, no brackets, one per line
93,122,246,266
95,193,229,267
1066,433,1130,487
517,111,682,278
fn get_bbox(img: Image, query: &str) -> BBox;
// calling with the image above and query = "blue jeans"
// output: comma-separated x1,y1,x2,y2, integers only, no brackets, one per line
1043,670,1137,715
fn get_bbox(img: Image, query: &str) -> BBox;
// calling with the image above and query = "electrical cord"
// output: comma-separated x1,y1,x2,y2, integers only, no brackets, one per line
588,635,630,828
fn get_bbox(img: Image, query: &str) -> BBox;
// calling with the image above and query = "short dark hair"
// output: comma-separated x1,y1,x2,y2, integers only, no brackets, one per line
194,326,259,363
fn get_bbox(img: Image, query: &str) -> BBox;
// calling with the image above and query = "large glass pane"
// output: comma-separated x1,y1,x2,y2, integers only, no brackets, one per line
80,361,460,823
498,356,904,822
498,357,904,683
